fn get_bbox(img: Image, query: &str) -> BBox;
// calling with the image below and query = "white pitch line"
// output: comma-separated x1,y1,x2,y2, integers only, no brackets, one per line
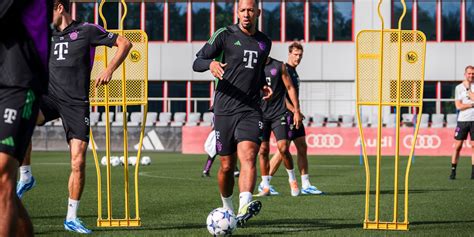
139,172,202,181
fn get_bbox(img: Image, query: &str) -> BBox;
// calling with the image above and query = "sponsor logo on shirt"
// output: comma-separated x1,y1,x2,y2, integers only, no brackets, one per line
53,42,69,60
243,50,258,69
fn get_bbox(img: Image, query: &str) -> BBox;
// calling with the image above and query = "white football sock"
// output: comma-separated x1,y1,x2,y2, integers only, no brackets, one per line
287,169,296,182
66,198,79,221
301,174,311,189
19,166,32,182
238,192,252,214
261,176,271,188
221,195,234,212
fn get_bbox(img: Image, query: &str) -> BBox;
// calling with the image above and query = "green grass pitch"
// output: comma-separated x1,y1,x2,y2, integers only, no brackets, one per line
22,151,474,236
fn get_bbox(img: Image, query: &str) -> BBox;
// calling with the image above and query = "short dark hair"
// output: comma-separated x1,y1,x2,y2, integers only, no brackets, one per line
465,65,474,73
288,41,303,53
54,0,70,13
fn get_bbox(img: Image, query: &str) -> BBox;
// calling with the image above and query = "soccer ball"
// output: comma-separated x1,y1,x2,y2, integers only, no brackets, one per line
206,207,237,236
128,156,137,166
110,157,121,167
140,156,151,166
100,156,107,166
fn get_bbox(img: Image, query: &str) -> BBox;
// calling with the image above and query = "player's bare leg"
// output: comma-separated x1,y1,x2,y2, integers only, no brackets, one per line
257,142,271,196
63,139,91,234
471,141,474,179
293,137,308,175
236,141,262,226
277,140,299,196
17,111,45,198
450,140,463,180
0,153,33,237
68,139,88,201
218,154,237,211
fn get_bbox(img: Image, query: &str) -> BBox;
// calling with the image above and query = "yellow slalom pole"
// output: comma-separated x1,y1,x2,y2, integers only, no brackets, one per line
374,0,385,225
118,0,130,224
98,0,112,224
90,132,102,222
393,0,407,224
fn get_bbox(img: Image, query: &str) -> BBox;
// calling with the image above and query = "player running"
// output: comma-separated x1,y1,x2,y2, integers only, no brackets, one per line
256,57,302,197
193,0,272,227
0,0,52,236
16,0,132,233
265,42,323,195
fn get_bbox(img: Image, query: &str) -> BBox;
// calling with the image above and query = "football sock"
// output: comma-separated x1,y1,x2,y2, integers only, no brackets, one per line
287,169,296,182
19,165,32,182
301,174,311,189
66,198,79,221
238,192,252,213
221,195,234,212
261,176,271,188
451,163,457,173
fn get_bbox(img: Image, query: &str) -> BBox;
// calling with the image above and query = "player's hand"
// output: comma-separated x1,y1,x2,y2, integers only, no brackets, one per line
293,110,303,129
210,61,227,80
95,69,113,87
262,85,273,101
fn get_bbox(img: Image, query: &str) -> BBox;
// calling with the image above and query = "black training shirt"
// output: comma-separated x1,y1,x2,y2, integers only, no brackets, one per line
49,21,118,105
194,24,272,115
261,58,287,120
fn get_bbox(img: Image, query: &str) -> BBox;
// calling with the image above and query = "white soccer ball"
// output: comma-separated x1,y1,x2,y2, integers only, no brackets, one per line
140,156,151,166
119,156,125,165
101,156,107,166
128,156,137,166
206,207,237,236
111,157,121,167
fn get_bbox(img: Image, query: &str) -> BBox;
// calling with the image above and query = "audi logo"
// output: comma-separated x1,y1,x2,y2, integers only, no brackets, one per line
306,134,343,148
403,135,441,149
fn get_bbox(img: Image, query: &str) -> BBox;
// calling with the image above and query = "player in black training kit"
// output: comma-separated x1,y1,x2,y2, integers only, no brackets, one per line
193,0,272,227
0,0,52,235
256,57,303,197
269,42,324,195
15,0,132,234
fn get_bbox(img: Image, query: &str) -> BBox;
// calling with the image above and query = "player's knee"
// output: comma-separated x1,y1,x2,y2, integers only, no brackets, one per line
220,162,233,173
296,140,307,151
277,142,289,155
259,143,270,157
71,156,86,172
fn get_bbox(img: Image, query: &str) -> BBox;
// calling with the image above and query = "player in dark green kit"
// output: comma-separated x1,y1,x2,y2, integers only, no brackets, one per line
257,57,302,197
193,0,272,227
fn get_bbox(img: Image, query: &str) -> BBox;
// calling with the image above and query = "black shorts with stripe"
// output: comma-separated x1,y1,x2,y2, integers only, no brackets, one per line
454,121,474,141
0,88,39,162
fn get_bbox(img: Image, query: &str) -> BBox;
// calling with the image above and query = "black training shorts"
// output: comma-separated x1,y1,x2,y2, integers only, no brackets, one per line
286,111,306,140
262,113,289,142
214,110,263,156
454,121,474,141
0,88,39,162
40,94,90,142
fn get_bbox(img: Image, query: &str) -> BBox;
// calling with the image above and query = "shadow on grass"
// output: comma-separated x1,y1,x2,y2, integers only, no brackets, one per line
411,219,474,226
328,188,454,196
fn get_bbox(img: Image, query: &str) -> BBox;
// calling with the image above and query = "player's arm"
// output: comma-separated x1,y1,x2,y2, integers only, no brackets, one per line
455,99,474,111
281,64,303,128
193,28,227,79
95,35,132,86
